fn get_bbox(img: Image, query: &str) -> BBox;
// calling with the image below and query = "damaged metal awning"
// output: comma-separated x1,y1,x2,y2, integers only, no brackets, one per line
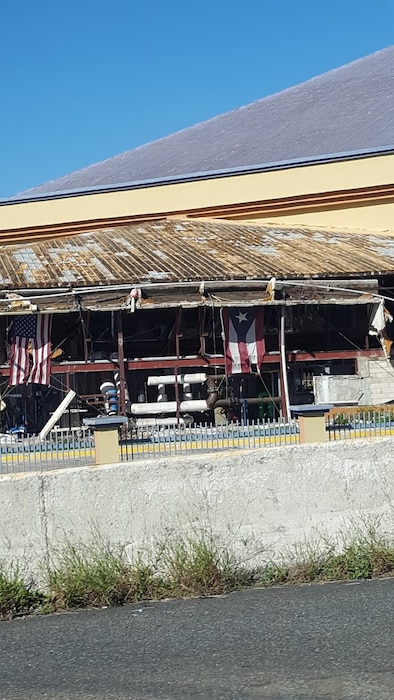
0,218,393,313
0,278,383,314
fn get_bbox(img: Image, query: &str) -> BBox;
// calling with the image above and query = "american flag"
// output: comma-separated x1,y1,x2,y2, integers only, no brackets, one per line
222,307,265,374
9,314,52,386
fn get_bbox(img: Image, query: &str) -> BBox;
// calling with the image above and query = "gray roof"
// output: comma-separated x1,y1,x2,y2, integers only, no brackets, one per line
11,46,394,200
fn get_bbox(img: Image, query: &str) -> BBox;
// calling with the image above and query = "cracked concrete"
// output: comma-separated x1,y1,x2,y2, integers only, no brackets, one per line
0,438,394,577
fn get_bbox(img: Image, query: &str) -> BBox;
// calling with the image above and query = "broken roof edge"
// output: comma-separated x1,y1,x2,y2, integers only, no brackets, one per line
0,275,383,306
0,294,381,316
2,146,393,206
0,276,381,296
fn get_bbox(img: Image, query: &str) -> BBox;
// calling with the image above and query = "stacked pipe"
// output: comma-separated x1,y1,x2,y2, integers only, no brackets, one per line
157,383,168,403
113,370,130,409
100,381,119,415
129,373,209,415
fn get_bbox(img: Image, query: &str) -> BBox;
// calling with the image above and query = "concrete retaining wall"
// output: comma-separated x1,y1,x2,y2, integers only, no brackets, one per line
1,439,394,577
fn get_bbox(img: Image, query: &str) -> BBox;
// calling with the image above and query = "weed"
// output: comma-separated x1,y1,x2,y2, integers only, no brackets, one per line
258,525,394,586
123,556,166,602
45,533,251,610
47,542,130,609
0,563,44,619
1,523,394,620
161,533,251,597
259,562,288,586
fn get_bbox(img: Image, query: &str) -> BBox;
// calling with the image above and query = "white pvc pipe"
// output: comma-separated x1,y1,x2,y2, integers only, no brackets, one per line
157,384,168,402
130,399,208,415
39,390,76,440
135,417,192,427
147,373,207,386
180,400,208,412
130,402,177,414
183,382,192,400
147,376,176,386
183,373,207,384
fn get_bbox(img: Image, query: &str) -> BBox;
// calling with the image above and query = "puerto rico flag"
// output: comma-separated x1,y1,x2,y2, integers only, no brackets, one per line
222,307,265,374
9,314,52,386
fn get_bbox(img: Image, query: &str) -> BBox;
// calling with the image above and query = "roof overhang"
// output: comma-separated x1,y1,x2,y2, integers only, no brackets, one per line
0,219,393,313
1,154,393,243
2,147,393,206
0,278,382,314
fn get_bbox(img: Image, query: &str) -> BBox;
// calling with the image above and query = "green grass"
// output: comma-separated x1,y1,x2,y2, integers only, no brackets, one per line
159,533,250,597
1,525,394,619
0,564,44,620
257,524,394,586
46,533,249,611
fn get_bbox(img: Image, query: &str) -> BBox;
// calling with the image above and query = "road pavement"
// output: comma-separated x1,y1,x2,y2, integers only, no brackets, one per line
0,578,393,699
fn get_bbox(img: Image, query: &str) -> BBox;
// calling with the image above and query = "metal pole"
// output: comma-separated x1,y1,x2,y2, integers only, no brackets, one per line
116,311,127,416
280,307,291,419
174,308,182,427
82,310,90,363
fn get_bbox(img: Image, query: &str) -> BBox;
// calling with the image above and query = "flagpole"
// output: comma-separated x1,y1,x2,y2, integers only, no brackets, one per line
280,307,291,419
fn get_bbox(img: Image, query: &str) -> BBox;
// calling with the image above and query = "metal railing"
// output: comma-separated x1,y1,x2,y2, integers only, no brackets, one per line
327,409,394,441
3,409,394,474
0,426,95,474
120,417,300,461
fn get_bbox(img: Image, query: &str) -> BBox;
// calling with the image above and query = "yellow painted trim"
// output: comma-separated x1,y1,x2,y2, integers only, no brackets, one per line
1,154,393,234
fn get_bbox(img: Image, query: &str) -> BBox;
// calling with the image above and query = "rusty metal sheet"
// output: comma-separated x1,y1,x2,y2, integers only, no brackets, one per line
0,219,394,296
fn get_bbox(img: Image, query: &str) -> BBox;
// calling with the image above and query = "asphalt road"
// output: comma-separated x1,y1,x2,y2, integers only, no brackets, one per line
0,578,393,700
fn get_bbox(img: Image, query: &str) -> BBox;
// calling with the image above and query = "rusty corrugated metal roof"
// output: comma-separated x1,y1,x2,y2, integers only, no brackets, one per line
0,219,394,292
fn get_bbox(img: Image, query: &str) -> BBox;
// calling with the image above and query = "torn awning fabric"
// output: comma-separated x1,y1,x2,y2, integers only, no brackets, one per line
222,307,265,374
9,314,52,386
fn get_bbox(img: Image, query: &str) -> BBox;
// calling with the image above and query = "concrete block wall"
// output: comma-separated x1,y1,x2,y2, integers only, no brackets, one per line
1,439,394,579
366,358,394,405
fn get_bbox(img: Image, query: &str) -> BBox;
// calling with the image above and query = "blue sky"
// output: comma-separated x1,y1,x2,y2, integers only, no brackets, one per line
1,0,393,198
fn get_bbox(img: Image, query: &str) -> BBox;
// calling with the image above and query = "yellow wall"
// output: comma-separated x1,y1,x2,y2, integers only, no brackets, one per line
0,154,393,234
244,202,394,231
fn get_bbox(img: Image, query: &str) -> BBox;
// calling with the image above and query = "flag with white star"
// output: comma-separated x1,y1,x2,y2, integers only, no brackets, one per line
222,307,265,374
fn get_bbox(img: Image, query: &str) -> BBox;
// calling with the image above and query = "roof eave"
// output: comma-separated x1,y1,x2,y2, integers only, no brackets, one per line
2,146,393,206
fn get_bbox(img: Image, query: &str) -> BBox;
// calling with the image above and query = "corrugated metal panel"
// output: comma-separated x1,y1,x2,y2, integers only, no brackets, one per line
1,220,394,294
